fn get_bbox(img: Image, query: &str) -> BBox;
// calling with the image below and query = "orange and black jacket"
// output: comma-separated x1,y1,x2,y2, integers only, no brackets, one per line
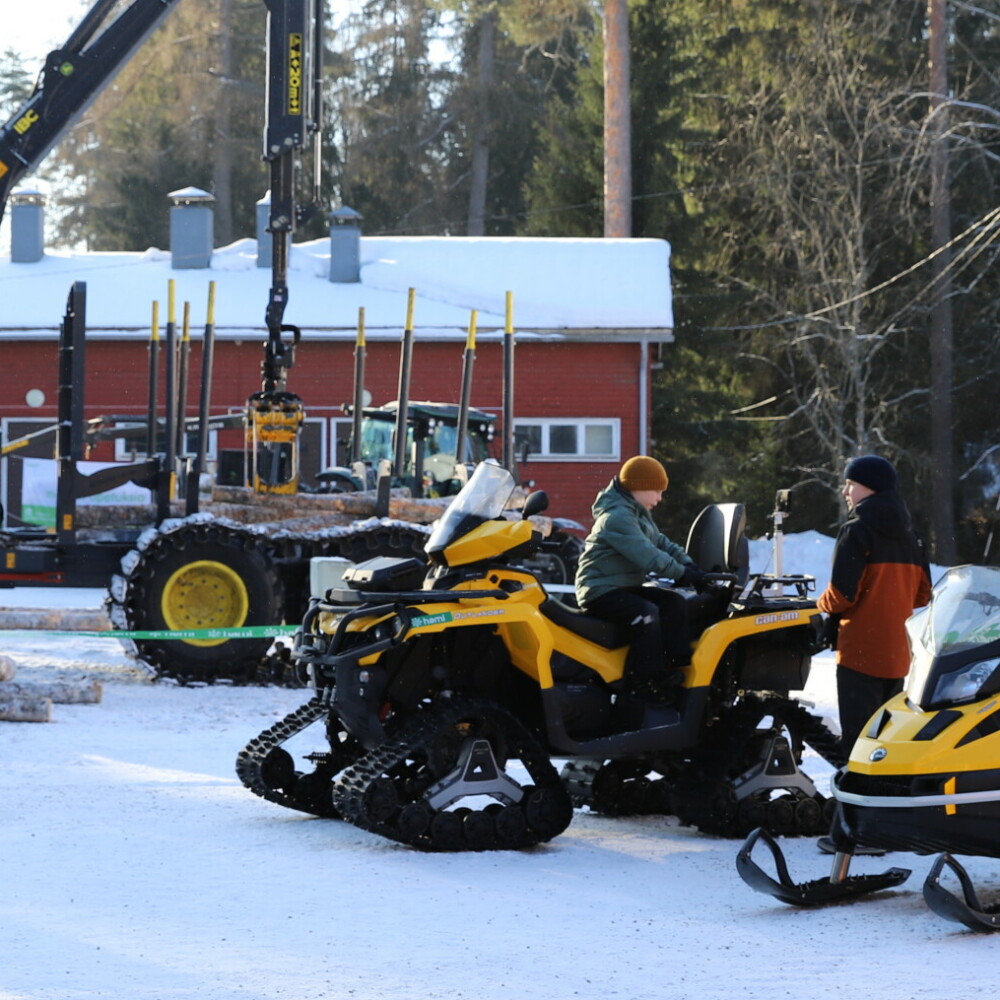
817,489,932,679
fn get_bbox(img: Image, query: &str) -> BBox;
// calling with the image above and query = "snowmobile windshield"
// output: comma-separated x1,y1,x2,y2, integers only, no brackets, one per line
425,460,516,556
905,565,1000,711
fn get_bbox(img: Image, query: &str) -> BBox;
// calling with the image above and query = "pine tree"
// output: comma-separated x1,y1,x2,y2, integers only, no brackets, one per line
52,0,268,251
0,47,34,120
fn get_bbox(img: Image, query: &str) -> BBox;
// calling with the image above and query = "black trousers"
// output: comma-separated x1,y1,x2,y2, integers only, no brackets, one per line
583,587,691,687
837,665,904,757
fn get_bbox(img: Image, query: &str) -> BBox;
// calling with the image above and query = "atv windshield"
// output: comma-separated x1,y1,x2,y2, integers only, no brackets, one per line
425,461,515,555
905,565,1000,710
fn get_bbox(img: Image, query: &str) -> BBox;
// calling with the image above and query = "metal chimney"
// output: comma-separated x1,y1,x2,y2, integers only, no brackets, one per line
328,205,363,283
10,188,45,263
168,186,215,269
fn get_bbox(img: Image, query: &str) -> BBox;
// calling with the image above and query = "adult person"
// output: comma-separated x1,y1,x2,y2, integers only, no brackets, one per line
574,455,706,708
817,454,932,854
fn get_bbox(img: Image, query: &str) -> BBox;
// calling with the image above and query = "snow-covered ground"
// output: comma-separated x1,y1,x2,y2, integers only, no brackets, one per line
0,534,992,1000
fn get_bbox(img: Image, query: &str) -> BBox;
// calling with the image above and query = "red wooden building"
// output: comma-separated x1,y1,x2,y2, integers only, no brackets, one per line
0,225,673,530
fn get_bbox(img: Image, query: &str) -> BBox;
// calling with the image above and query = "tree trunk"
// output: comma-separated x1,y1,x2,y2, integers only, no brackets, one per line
603,0,632,238
927,0,956,563
467,10,496,237
213,0,235,245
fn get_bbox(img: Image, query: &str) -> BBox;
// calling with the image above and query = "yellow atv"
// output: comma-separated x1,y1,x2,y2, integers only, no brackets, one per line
737,563,1000,931
237,461,841,851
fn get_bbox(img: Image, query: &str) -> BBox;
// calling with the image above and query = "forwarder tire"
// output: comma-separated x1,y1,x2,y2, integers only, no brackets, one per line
123,523,282,683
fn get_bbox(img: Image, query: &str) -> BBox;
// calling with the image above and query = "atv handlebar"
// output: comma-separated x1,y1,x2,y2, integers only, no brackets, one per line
650,571,737,596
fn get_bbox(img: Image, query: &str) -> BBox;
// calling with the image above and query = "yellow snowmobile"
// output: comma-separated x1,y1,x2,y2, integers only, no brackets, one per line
238,460,842,851
737,563,1000,931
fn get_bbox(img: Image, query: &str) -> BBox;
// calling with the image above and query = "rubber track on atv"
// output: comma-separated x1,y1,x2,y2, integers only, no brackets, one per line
560,759,675,817
670,697,842,838
332,698,574,852
235,695,351,818
561,699,843,832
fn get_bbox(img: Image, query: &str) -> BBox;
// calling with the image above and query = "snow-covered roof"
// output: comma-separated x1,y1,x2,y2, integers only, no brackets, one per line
0,235,673,342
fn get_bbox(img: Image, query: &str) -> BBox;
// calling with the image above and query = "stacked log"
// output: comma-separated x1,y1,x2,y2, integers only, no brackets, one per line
74,486,453,530
0,654,103,723
0,608,110,632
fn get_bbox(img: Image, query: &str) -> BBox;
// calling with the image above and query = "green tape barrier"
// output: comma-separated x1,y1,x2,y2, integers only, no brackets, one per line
44,625,301,641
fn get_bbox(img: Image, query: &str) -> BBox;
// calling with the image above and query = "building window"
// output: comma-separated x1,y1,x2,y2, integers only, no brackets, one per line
515,418,620,461
113,422,218,462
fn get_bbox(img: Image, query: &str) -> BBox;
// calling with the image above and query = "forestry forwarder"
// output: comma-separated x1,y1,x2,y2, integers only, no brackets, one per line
0,0,428,683
0,0,321,500
0,0,579,684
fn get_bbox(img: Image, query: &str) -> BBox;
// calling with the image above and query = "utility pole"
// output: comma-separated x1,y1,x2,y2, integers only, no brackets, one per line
603,0,631,238
928,0,957,563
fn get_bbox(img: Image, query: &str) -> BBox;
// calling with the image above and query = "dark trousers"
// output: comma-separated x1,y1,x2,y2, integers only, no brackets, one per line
837,666,904,756
584,587,691,688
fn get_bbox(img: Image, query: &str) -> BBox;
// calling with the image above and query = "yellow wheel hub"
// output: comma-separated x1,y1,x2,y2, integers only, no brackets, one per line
160,560,250,647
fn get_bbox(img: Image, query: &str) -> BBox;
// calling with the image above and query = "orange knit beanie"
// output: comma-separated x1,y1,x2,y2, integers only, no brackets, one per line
618,455,668,492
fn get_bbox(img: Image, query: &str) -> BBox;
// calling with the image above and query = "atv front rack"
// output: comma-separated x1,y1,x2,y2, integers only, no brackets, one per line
736,827,911,907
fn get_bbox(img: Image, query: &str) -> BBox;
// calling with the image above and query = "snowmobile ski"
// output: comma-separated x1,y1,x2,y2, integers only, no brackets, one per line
736,827,911,907
922,853,1000,932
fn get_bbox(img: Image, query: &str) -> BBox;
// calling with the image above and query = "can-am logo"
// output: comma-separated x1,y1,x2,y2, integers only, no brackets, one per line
754,611,799,625
869,748,888,762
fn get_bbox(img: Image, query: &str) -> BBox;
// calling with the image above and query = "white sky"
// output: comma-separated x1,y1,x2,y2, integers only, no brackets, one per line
5,0,91,66
5,0,357,67
2,0,358,251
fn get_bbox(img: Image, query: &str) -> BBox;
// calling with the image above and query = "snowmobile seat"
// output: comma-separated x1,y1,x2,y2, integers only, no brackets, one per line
539,597,629,649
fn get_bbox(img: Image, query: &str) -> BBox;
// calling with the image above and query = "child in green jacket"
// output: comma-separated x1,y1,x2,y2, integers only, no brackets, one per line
575,456,705,705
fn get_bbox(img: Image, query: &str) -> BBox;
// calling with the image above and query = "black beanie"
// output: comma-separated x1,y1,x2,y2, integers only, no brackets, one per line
844,455,897,493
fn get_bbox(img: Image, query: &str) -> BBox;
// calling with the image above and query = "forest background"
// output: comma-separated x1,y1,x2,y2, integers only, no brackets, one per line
2,0,999,565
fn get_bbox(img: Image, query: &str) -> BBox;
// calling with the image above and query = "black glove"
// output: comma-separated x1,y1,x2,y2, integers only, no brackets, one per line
822,614,841,650
678,564,708,591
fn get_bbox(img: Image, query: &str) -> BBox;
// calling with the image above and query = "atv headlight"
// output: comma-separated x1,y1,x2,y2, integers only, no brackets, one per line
317,610,346,635
930,656,1000,708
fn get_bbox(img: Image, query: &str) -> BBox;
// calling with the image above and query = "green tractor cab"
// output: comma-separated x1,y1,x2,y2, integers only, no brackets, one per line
317,401,496,498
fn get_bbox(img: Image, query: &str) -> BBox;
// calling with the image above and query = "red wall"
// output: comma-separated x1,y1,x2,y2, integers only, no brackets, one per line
4,337,649,529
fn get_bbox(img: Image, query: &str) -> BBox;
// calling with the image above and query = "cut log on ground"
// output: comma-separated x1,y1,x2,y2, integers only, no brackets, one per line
0,696,52,723
0,679,103,704
0,654,16,682
0,609,111,632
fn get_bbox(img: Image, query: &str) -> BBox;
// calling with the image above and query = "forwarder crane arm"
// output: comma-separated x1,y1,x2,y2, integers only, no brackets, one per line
0,0,328,495
0,0,184,225
247,0,325,494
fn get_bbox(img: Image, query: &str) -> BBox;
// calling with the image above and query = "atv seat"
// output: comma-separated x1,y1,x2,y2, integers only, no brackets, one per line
686,502,750,585
684,589,731,637
539,598,628,649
